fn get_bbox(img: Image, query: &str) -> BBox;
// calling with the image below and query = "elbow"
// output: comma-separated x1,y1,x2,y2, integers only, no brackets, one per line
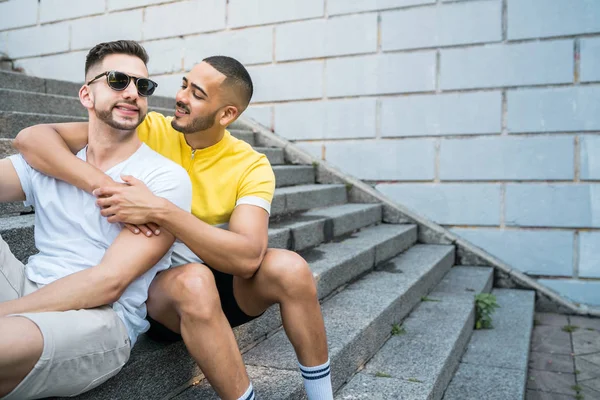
100,272,129,304
13,127,32,152
239,253,265,280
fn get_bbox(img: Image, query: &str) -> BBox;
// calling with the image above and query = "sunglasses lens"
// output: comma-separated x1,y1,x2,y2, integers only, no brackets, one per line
136,79,156,96
108,71,130,90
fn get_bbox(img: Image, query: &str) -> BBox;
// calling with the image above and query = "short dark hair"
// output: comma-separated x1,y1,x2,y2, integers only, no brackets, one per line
202,56,253,110
85,40,149,76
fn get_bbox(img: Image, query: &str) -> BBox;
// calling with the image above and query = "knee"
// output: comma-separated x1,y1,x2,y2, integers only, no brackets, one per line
263,251,317,301
169,264,222,322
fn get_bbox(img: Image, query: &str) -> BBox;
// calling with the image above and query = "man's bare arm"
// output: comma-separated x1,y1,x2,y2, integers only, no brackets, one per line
14,122,111,193
0,228,175,316
0,159,25,203
153,202,269,279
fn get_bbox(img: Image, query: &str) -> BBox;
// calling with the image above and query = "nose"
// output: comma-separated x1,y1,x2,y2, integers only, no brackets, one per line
175,87,188,105
122,78,139,100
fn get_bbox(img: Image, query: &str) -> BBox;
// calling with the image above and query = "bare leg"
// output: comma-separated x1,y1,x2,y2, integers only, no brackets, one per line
0,316,43,397
233,249,329,366
147,263,250,400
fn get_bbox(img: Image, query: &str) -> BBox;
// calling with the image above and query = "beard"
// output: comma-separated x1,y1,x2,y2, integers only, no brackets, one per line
171,102,219,134
96,101,146,131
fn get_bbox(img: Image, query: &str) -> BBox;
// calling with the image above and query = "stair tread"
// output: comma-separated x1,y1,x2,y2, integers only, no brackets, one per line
336,266,494,400
443,288,535,400
268,203,383,251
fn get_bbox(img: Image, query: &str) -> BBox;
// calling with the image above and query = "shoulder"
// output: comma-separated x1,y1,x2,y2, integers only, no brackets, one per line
138,112,176,140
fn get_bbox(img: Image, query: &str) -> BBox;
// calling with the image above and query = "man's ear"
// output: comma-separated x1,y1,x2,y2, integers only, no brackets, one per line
79,85,94,110
219,105,239,127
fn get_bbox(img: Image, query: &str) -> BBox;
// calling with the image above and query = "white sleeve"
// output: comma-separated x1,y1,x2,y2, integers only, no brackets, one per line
7,155,35,207
145,164,192,213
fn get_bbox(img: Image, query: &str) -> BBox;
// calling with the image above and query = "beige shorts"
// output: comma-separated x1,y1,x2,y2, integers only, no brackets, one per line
0,235,131,399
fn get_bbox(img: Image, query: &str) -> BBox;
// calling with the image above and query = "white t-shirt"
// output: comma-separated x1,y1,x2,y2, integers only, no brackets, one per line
9,143,192,345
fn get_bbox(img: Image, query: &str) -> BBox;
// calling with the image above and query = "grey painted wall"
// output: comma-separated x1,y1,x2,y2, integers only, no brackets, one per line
1,0,600,305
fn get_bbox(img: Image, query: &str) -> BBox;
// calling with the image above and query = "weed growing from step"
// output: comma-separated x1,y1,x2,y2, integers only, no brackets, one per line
421,296,441,302
391,323,406,336
562,325,580,333
375,372,391,378
572,384,584,399
474,293,500,330
407,378,422,383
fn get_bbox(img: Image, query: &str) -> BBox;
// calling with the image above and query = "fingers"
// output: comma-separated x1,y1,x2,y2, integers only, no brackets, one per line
121,175,142,186
147,222,161,235
93,187,120,197
125,223,141,234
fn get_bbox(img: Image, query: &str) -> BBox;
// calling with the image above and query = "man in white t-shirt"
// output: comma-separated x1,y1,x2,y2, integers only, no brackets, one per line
0,40,191,399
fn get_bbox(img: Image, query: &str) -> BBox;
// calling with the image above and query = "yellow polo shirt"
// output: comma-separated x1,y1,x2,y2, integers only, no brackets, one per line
137,112,275,226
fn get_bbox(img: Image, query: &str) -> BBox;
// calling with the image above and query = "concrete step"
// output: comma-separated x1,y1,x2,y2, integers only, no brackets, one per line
0,89,173,118
443,288,535,400
271,184,348,217
0,111,87,139
0,70,175,109
255,146,284,165
0,214,35,263
229,128,255,146
73,223,418,400
180,244,455,399
336,266,494,400
269,203,383,251
273,165,315,188
0,201,32,219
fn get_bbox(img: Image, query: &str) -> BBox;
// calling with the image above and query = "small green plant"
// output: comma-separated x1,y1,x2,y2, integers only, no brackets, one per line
562,325,580,333
575,369,581,375
345,182,353,191
421,296,441,302
375,372,391,378
575,394,584,400
474,293,500,330
312,161,319,167
391,323,406,336
572,384,584,399
407,378,422,383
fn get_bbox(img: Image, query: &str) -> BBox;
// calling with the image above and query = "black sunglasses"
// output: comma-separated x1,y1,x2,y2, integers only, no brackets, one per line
87,70,158,97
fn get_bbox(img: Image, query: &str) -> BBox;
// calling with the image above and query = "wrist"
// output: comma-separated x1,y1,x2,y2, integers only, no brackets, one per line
152,197,173,224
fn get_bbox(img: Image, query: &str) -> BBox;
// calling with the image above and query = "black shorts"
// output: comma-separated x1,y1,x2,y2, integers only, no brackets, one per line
146,265,262,342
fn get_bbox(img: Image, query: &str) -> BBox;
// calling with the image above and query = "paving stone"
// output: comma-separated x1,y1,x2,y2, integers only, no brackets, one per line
575,353,600,381
444,363,526,400
526,390,578,400
538,313,570,327
569,316,600,331
529,351,575,374
531,325,573,355
581,377,600,395
572,329,600,355
0,201,32,218
527,369,577,396
461,289,535,370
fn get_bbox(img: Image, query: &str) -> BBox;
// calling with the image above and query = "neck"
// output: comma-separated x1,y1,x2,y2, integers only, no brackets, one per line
86,119,142,171
184,125,226,150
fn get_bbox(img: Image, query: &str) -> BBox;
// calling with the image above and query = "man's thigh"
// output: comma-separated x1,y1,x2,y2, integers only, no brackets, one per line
3,306,131,400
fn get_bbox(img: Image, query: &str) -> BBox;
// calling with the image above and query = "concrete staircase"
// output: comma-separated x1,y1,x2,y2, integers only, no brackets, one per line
0,70,536,400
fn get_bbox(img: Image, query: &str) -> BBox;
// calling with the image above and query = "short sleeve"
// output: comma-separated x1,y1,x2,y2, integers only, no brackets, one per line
236,156,275,214
8,155,35,207
144,163,193,214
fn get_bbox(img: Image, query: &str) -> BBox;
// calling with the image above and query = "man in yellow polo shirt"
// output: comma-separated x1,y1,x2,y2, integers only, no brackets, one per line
15,52,332,400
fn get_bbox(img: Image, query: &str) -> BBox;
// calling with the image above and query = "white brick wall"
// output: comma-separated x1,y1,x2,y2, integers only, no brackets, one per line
2,0,600,305
40,0,105,23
